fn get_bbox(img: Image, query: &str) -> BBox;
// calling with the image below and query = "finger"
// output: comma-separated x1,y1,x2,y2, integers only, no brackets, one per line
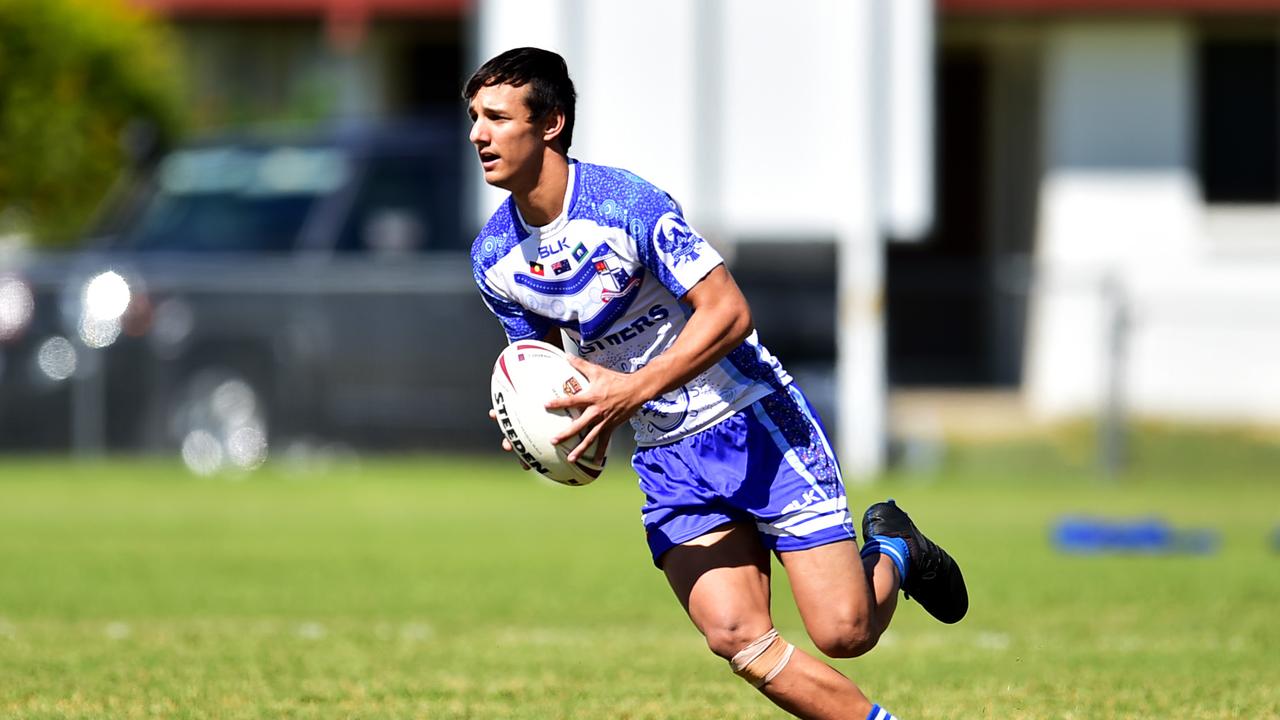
566,420,605,463
592,426,614,463
546,391,593,410
565,354,592,373
550,407,597,446
489,408,498,421
567,416,612,463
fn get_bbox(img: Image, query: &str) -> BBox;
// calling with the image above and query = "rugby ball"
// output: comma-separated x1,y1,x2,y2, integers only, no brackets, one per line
490,340,606,486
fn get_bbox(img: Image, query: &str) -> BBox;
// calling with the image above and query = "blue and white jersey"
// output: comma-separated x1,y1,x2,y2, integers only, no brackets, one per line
471,161,792,446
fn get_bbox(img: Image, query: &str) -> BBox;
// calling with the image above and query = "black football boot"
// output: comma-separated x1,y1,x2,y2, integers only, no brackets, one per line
862,499,968,624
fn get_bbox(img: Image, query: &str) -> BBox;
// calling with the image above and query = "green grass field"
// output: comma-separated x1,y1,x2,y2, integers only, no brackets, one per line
1,430,1278,719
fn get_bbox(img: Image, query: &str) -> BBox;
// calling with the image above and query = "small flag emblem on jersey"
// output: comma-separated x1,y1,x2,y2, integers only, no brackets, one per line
552,259,571,275
572,242,588,261
594,260,608,273
529,262,545,276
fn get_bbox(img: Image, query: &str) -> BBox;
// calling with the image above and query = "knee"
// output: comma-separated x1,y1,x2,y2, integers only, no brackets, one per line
704,620,775,661
812,615,879,659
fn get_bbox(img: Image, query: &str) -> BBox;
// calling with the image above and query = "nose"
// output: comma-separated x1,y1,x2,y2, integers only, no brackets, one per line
470,117,487,147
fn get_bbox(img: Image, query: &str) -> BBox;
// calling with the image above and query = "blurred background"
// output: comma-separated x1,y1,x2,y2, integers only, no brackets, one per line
1,0,1279,477
2,4,1279,718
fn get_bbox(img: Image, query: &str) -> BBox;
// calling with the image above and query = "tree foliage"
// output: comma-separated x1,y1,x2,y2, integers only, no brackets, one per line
0,0,183,247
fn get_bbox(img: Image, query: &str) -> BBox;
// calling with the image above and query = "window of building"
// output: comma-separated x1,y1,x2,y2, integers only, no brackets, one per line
1197,26,1280,203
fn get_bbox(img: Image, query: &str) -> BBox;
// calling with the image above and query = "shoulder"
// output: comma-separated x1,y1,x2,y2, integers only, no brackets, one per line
470,198,523,277
574,162,681,232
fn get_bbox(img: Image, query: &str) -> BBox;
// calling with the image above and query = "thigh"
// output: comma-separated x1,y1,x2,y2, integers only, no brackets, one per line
778,540,874,641
746,387,856,554
662,522,774,655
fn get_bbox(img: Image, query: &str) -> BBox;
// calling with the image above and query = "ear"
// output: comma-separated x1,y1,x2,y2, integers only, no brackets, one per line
541,109,567,148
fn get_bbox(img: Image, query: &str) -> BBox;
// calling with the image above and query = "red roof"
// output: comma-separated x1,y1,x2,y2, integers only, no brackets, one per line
137,0,1280,20
130,0,468,50
132,0,468,19
943,0,1280,12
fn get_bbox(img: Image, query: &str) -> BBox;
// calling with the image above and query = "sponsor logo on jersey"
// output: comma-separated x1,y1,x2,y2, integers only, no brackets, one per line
579,304,670,356
538,238,571,259
529,261,545,276
552,259,571,275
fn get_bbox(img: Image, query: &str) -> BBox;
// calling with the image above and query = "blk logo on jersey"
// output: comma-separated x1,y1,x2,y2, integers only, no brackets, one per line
538,238,570,259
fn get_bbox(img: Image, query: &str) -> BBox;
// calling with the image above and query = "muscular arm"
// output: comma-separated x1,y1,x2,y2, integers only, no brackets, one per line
625,264,752,401
548,264,754,461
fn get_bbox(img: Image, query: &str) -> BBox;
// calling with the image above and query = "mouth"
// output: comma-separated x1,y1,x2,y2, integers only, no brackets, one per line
478,151,499,171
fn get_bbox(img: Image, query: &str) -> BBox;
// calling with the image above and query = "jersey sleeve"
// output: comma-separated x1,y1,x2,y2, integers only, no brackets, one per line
634,203,725,298
473,268,551,343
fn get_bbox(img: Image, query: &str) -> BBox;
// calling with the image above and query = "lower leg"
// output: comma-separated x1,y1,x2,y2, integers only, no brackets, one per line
728,626,888,720
755,647,874,720
780,541,896,658
860,552,900,636
663,527,887,719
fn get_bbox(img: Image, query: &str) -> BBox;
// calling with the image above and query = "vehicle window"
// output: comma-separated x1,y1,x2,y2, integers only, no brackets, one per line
336,154,462,254
121,147,350,252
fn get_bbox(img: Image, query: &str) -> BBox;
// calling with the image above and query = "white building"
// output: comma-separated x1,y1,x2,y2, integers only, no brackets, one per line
137,0,1280,460
940,0,1280,427
474,0,933,475
478,0,1280,438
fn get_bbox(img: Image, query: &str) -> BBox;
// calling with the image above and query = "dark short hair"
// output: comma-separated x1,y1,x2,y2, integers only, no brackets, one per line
464,47,577,151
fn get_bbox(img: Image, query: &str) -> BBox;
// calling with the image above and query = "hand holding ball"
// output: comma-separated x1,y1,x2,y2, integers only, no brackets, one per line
490,340,607,486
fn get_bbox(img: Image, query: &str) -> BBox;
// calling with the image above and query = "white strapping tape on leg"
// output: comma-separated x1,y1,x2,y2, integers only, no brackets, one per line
729,628,797,688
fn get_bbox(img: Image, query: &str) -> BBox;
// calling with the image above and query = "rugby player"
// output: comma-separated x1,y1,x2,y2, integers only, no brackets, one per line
467,47,967,720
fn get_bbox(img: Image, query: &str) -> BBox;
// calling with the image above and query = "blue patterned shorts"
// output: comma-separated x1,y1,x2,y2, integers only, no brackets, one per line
632,383,856,567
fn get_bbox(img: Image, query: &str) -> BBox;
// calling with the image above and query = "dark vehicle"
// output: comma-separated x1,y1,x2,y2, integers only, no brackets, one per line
0,120,503,466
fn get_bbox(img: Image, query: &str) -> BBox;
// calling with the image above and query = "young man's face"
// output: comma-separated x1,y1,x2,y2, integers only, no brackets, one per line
468,82,551,191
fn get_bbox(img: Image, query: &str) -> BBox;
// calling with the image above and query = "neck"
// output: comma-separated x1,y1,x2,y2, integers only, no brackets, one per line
511,150,570,227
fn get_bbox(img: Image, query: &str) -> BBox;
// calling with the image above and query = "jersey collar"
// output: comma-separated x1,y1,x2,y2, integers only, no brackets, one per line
514,158,579,238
